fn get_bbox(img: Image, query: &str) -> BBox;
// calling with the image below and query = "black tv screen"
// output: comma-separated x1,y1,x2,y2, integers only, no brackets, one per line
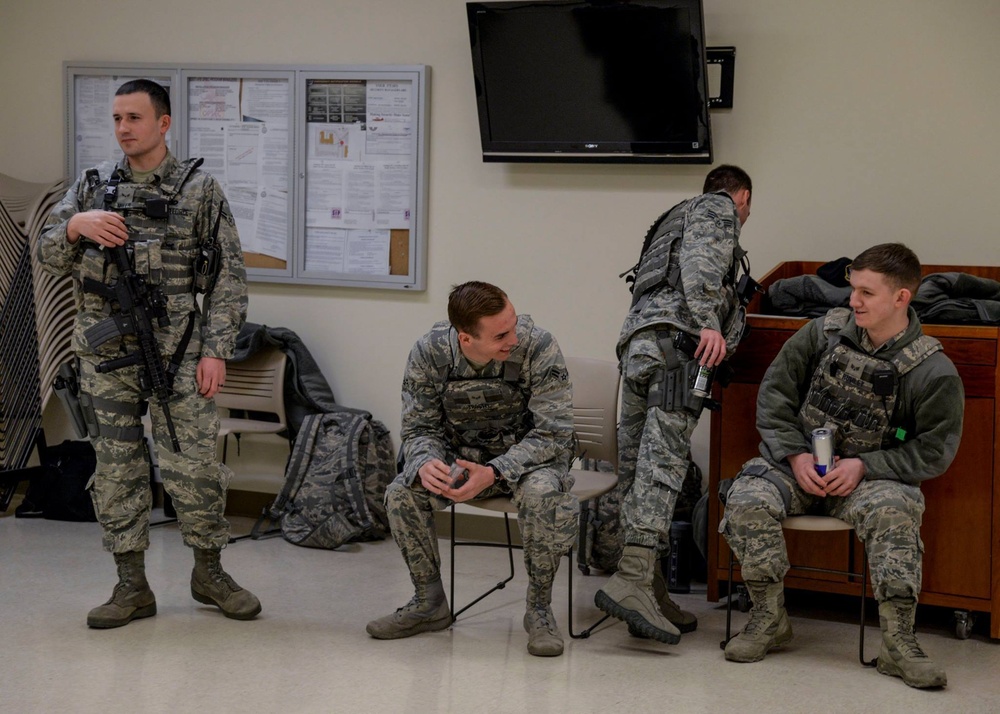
466,0,713,164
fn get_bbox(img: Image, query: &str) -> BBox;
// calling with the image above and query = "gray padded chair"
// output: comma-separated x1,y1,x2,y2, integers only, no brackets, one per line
216,346,289,462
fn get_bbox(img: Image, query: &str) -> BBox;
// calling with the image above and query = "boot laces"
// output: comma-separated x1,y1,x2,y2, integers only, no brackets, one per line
528,606,557,634
397,594,423,614
892,616,929,660
742,603,775,638
110,561,143,603
397,593,440,615
207,559,239,595
108,580,132,605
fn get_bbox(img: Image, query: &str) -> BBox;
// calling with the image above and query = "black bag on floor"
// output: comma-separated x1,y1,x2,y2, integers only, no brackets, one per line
577,457,703,575
253,407,395,549
576,457,622,575
15,440,97,522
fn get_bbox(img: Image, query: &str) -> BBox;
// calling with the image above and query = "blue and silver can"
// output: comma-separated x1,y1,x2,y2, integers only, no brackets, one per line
812,427,835,475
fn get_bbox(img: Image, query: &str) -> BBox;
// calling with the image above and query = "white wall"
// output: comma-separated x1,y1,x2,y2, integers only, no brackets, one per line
3,0,997,489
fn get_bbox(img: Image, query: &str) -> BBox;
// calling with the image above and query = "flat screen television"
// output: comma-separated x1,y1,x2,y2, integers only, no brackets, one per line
466,0,713,164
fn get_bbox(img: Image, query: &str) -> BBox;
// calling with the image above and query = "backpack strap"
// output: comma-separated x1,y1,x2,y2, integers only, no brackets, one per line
338,409,377,532
270,412,324,519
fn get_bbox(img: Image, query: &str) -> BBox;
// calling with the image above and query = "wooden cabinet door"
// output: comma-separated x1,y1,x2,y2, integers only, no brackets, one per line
919,397,994,599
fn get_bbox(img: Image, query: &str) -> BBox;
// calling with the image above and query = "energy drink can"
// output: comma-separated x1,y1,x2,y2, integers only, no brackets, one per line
812,427,835,475
448,463,469,488
691,365,715,398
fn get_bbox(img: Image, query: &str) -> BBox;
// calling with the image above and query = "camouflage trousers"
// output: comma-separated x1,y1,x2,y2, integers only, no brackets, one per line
80,355,233,553
384,466,579,590
721,456,926,601
618,328,697,550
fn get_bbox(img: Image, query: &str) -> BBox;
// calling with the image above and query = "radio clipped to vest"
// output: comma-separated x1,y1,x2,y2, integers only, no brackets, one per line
735,270,764,307
193,201,223,295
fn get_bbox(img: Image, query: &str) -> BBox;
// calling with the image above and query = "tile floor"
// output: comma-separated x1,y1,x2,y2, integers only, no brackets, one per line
2,510,998,714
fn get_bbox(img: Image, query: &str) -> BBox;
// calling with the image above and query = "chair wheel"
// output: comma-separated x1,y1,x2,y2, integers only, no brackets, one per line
954,610,974,639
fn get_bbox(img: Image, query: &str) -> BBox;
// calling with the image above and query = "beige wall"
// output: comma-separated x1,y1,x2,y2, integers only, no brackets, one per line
3,0,997,489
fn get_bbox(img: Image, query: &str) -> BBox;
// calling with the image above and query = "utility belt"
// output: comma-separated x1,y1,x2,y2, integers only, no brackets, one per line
53,306,194,444
646,329,734,417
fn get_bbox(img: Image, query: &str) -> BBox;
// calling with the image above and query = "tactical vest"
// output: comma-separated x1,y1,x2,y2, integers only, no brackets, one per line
82,157,205,297
626,192,747,309
798,308,942,456
429,322,532,459
75,157,210,361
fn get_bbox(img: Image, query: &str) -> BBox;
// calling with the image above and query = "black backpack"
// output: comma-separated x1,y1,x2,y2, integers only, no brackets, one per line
253,407,395,549
577,457,703,575
15,440,97,522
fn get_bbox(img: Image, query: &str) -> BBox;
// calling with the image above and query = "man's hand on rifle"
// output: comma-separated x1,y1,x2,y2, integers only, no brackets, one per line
198,357,227,398
67,210,129,247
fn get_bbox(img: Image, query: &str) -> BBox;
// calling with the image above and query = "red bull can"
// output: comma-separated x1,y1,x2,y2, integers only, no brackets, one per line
812,427,834,475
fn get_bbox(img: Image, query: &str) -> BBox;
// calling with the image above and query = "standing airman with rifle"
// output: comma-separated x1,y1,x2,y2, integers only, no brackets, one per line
38,79,260,627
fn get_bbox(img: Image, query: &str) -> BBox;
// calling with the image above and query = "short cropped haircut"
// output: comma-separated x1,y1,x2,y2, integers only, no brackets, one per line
703,164,752,199
851,243,922,294
116,79,171,118
448,281,509,336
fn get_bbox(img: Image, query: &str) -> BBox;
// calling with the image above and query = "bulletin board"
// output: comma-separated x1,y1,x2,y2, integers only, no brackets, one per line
64,62,429,291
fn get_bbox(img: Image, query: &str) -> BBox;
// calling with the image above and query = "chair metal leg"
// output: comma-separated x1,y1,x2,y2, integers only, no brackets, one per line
721,545,737,649
451,505,516,620
859,549,876,667
450,503,456,619
449,502,612,640
567,545,610,639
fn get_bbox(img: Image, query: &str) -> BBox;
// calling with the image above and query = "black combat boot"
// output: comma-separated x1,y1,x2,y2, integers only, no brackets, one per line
191,548,262,620
87,551,157,629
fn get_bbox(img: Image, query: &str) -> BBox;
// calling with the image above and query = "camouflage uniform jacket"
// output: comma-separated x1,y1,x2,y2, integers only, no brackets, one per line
756,306,964,486
617,191,746,359
400,315,574,486
37,151,248,362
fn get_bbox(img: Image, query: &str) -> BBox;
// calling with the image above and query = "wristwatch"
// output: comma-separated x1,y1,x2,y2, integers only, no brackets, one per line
489,464,503,485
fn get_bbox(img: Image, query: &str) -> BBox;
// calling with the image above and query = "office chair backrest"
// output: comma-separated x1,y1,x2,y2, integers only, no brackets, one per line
564,355,620,468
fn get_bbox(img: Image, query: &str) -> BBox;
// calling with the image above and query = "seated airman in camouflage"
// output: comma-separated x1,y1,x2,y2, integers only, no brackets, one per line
366,281,578,656
721,243,964,689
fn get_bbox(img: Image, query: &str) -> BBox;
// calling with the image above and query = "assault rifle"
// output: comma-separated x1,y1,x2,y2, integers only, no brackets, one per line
82,242,181,452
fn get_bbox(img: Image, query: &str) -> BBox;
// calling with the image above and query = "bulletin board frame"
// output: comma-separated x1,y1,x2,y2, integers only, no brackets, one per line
63,62,429,291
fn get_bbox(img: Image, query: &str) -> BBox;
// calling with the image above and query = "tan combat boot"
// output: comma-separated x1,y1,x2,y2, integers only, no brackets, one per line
876,598,947,688
524,576,563,657
87,551,157,628
366,579,452,639
595,545,681,644
628,565,699,637
191,548,262,620
724,580,793,662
